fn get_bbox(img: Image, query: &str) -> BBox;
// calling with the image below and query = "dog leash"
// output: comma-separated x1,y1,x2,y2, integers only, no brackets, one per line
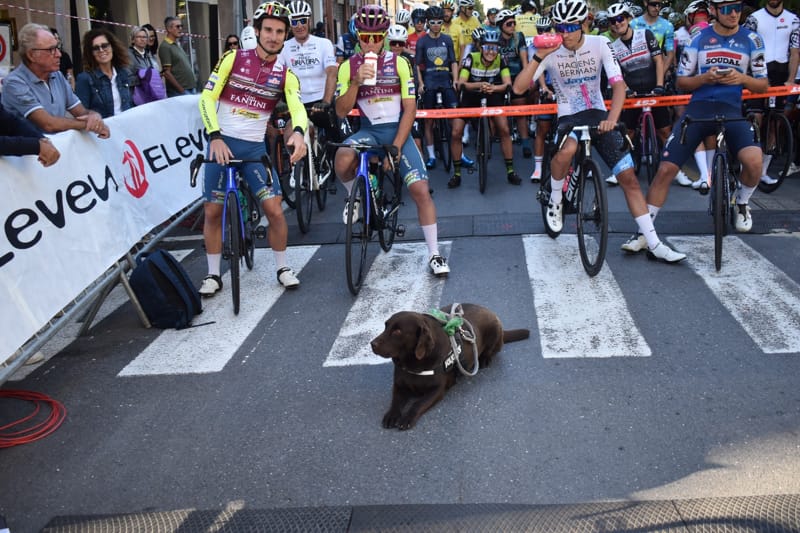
426,303,479,377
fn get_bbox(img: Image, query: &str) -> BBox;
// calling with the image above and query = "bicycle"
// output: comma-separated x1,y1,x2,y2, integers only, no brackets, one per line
628,92,661,185
270,108,298,210
678,115,759,271
423,88,453,172
329,142,405,295
189,153,269,314
537,123,627,276
294,118,335,234
753,95,794,193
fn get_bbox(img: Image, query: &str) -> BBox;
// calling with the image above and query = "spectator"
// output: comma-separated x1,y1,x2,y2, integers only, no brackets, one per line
128,25,159,72
75,28,133,118
314,21,326,38
158,16,197,96
141,23,160,58
0,102,60,167
2,23,109,137
223,33,240,52
50,28,75,90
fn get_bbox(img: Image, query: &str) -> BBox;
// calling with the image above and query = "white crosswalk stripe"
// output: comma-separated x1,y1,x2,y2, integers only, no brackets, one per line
323,242,451,367
118,246,318,376
523,234,652,358
670,235,800,354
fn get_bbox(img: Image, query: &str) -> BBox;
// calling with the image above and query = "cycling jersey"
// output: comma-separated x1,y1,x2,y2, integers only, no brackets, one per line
674,26,691,59
631,16,674,53
460,51,510,84
744,8,800,64
610,28,661,93
336,51,416,126
450,16,481,58
279,35,337,103
676,25,767,104
407,31,425,56
532,34,624,117
416,32,457,88
516,12,539,44
199,49,307,142
336,33,359,61
498,31,527,77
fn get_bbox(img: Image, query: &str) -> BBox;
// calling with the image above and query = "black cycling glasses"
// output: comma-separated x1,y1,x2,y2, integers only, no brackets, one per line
611,15,627,24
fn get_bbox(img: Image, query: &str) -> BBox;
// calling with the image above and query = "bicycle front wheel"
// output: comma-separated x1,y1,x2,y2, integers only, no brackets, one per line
576,159,607,276
758,112,793,193
243,187,258,271
275,137,296,209
378,168,402,252
315,137,331,211
224,191,241,314
478,117,489,194
436,118,452,172
345,176,370,295
712,153,726,271
643,113,659,185
295,157,313,234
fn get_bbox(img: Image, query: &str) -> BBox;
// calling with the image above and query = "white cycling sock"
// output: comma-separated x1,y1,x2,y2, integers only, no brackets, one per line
421,224,439,256
207,253,222,277
635,213,660,250
427,145,435,159
273,249,287,270
342,179,354,196
762,154,772,176
695,151,709,183
550,177,564,205
736,184,756,205
647,204,660,222
705,149,714,175
534,156,542,173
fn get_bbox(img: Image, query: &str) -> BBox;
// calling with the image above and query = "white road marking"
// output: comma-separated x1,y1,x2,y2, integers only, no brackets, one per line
323,242,451,367
118,246,318,376
671,235,800,354
523,234,652,358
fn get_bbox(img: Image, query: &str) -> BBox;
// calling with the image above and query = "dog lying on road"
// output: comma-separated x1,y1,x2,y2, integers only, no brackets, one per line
370,303,530,430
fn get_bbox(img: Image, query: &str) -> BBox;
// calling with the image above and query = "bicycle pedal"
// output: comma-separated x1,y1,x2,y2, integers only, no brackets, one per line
395,224,406,237
255,225,267,239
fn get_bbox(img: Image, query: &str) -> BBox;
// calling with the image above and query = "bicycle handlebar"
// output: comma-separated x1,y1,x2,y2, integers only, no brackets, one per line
189,153,272,188
678,115,760,145
328,142,399,159
556,122,629,150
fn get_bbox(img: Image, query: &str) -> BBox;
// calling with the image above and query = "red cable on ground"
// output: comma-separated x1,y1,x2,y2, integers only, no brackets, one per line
0,390,67,448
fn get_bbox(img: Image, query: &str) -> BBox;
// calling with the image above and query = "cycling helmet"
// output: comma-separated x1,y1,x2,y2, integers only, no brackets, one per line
630,5,643,16
607,3,631,18
286,0,312,18
459,0,476,8
471,26,486,42
426,5,444,19
535,15,553,31
668,10,684,27
659,6,673,17
551,0,589,24
495,9,516,24
355,4,391,32
440,0,456,10
386,24,409,42
684,0,707,14
521,0,538,12
481,27,501,44
411,7,427,22
253,2,290,28
396,9,411,24
594,10,609,28
487,7,499,15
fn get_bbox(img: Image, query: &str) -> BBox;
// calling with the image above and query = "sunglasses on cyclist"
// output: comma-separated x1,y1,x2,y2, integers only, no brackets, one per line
481,44,499,52
389,40,406,47
715,2,742,14
554,22,582,33
428,19,443,24
648,2,662,7
611,15,627,24
504,20,516,26
358,32,386,44
291,17,309,26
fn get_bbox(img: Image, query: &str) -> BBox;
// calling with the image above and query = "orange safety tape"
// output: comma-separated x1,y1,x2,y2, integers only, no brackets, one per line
347,84,800,117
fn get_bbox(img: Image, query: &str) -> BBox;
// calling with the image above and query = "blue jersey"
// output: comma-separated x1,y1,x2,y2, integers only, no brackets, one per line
631,16,675,53
677,25,767,105
415,32,457,89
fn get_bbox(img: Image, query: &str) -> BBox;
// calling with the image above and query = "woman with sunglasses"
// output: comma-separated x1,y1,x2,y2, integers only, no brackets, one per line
223,34,240,52
514,0,686,263
75,28,133,118
644,0,768,237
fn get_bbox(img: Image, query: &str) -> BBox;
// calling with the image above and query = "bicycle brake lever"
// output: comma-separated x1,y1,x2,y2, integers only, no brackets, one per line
189,153,205,187
261,154,273,187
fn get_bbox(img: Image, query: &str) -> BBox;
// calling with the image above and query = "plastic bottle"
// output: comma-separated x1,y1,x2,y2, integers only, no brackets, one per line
363,52,378,86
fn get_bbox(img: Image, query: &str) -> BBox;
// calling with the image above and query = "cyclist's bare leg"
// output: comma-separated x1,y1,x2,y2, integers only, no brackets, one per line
424,119,435,148
549,137,577,180
737,145,763,189
493,116,513,159
334,146,358,191
262,196,288,252
408,180,437,226
615,167,648,218
450,118,466,162
203,202,224,254
646,160,680,208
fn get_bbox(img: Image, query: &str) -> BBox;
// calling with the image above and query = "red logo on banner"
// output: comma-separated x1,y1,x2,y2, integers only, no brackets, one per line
0,34,6,62
122,140,149,198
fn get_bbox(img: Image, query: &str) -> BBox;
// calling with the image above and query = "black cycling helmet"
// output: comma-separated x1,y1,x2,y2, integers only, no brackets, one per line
426,5,444,19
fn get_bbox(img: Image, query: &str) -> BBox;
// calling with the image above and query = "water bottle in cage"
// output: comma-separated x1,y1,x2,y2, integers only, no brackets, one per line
436,91,443,106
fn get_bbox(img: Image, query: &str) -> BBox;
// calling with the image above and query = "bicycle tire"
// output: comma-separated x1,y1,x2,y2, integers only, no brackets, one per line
315,136,331,211
243,187,258,271
478,117,489,194
295,157,313,234
378,167,402,252
224,191,241,315
576,159,608,276
643,112,659,185
436,118,453,172
275,136,296,209
345,176,369,295
758,111,793,193
712,152,726,272
538,176,560,239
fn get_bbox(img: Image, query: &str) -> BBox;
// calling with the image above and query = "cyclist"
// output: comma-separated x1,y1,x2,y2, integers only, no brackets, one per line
334,4,450,277
407,8,428,55
387,24,425,155
744,0,800,186
513,0,686,263
416,5,460,170
396,9,412,31
644,0,768,240
495,9,534,159
441,0,459,42
198,1,308,294
336,16,359,63
484,7,500,29
451,0,481,60
451,28,521,188
606,3,668,186
530,16,556,182
631,0,675,80
281,0,339,147
516,0,541,42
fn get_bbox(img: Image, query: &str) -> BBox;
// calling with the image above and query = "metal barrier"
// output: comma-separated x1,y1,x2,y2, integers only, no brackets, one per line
0,198,204,386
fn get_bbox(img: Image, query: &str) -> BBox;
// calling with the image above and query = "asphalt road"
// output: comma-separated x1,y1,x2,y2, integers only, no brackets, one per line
2,141,800,532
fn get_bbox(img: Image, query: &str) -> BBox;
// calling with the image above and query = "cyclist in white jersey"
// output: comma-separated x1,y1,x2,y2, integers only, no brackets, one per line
514,0,686,263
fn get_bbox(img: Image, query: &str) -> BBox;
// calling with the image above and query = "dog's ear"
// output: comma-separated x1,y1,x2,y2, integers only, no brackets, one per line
415,321,435,360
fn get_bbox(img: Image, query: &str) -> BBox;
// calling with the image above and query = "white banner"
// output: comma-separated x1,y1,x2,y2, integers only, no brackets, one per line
0,96,205,362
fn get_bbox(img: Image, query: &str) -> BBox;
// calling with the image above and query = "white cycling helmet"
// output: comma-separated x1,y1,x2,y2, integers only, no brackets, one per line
684,0,708,14
286,0,312,18
495,9,516,24
240,26,257,50
386,24,408,42
607,3,631,18
551,0,589,23
396,9,411,24
459,0,476,8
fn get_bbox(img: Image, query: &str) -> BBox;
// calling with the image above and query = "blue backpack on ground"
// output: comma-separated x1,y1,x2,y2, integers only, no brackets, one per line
129,249,202,329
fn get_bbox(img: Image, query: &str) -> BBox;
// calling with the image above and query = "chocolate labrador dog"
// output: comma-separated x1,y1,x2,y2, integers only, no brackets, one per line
370,303,530,430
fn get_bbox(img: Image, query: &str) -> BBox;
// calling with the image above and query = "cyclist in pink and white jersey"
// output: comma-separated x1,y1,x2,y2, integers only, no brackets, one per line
514,0,686,263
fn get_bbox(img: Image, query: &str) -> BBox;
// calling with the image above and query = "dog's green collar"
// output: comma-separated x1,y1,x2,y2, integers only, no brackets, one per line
427,308,463,336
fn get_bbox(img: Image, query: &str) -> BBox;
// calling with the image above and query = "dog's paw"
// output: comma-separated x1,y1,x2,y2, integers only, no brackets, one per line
395,413,418,431
382,410,402,429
